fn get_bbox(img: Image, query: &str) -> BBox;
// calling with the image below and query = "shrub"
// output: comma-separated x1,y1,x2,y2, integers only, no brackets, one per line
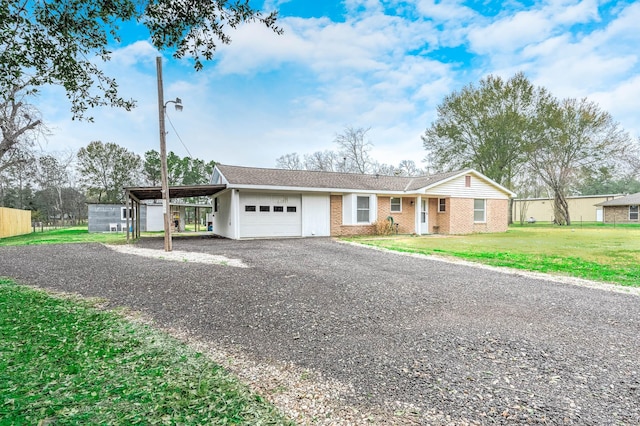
373,218,394,235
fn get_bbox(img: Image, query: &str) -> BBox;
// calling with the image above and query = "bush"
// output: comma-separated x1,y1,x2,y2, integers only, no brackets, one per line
373,218,394,235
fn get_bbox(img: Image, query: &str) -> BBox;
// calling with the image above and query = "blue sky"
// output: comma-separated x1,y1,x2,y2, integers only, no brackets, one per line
40,0,640,171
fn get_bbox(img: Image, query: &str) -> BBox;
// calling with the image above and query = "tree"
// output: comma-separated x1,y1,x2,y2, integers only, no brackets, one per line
335,126,374,174
0,152,35,209
142,150,162,186
304,150,341,172
573,167,640,196
275,153,303,170
275,126,427,176
528,98,633,225
2,0,282,119
77,141,141,203
167,151,186,185
422,72,544,189
0,82,45,172
182,158,215,185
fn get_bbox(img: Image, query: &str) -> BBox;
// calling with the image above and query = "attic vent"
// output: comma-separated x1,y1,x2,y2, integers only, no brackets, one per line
465,175,471,187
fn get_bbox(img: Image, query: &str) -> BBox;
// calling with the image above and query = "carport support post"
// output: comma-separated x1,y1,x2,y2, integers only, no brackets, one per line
156,56,172,252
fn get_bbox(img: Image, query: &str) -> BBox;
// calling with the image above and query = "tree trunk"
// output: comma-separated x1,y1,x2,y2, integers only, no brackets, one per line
553,193,571,225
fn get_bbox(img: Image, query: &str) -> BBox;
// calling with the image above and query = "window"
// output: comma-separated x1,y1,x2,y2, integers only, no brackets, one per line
438,198,446,213
245,205,256,212
214,197,219,212
474,199,486,222
465,175,471,187
357,196,370,222
121,207,134,221
259,205,270,212
273,206,284,212
630,205,639,221
287,206,297,213
390,197,402,213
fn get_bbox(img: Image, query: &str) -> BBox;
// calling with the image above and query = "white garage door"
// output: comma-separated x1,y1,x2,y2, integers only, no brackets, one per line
239,192,302,238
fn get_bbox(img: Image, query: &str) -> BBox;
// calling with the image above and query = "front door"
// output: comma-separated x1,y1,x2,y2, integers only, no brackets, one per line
420,199,429,234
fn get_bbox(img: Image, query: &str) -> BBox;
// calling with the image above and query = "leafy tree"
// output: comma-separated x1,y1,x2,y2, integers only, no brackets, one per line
77,141,141,203
144,149,214,188
573,166,640,196
2,0,282,119
142,150,162,186
422,72,544,189
528,98,633,225
167,151,185,185
183,158,215,185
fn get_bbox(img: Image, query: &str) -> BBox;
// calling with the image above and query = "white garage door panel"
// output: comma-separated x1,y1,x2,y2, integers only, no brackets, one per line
240,193,301,238
302,194,330,236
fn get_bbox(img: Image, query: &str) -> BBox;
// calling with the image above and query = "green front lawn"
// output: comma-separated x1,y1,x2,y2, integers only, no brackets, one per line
345,225,640,287
0,279,292,425
0,227,128,246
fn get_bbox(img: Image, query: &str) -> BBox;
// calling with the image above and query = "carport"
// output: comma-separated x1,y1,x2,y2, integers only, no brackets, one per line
124,184,226,242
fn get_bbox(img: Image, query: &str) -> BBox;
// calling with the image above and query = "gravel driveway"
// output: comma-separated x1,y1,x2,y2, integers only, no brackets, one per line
1,237,639,424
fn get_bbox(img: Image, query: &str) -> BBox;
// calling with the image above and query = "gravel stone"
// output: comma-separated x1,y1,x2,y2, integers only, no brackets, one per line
1,236,639,425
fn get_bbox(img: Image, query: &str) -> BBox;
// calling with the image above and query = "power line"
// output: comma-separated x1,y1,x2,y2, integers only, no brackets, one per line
164,110,193,158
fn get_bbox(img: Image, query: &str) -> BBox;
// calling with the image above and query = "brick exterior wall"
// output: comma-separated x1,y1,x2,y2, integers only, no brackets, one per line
329,194,509,236
330,194,375,236
447,198,509,234
449,198,473,234
378,196,416,234
604,206,639,224
430,197,450,234
485,199,509,233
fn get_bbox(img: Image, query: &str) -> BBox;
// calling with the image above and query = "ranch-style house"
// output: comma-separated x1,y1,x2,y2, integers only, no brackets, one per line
209,164,515,239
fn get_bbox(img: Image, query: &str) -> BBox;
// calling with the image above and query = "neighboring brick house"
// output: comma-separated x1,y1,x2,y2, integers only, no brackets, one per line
210,164,514,239
595,192,640,224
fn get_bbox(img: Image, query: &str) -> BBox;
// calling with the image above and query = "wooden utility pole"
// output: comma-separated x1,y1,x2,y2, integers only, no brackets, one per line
156,56,172,252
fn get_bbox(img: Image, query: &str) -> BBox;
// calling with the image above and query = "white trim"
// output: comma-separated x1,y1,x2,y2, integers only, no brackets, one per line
390,197,402,213
225,183,411,195
474,199,486,223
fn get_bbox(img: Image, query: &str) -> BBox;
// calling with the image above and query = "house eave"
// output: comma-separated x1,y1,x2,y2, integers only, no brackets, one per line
225,183,420,195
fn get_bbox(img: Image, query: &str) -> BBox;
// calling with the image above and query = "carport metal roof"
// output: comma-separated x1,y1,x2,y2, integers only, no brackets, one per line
125,184,227,201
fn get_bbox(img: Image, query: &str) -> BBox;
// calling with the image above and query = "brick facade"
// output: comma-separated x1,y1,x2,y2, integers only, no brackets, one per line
429,197,450,234
448,198,508,234
603,206,639,224
378,196,416,234
329,194,509,236
330,194,375,236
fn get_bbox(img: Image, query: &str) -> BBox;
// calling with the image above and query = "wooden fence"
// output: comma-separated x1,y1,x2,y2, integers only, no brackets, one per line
0,207,32,238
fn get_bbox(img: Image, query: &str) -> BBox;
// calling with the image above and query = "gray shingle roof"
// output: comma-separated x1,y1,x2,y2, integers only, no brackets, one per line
596,192,640,206
215,164,465,192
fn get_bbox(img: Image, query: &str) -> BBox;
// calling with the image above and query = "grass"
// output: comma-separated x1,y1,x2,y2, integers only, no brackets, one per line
345,224,640,287
0,278,292,425
0,226,128,246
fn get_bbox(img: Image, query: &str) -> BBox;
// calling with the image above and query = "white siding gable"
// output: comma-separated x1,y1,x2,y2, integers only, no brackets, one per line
425,174,510,199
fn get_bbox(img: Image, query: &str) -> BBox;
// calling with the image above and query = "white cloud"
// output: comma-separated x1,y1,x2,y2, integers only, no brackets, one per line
413,0,477,22
31,0,640,173
468,9,553,54
109,40,158,67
